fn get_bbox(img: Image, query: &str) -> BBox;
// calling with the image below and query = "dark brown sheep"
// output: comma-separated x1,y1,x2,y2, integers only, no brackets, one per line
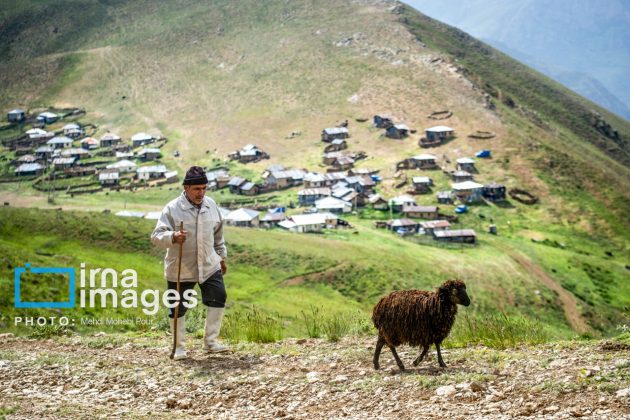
372,280,470,371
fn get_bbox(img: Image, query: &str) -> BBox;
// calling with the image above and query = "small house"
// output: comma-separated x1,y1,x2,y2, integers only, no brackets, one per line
452,170,474,183
433,229,476,244
16,154,37,164
280,213,339,233
323,172,347,186
373,115,393,129
137,147,162,161
35,146,54,160
131,132,155,148
385,124,409,139
260,210,286,228
456,157,476,172
389,195,416,213
436,191,453,204
240,182,259,196
65,166,96,177
52,157,76,170
413,154,438,169
386,219,419,235
136,165,167,181
61,148,90,160
452,181,484,203
14,163,44,176
227,176,247,194
321,127,349,142
37,112,59,124
323,151,345,166
332,156,355,171
27,128,50,139
425,126,454,142
14,147,32,156
298,187,331,206
419,220,451,235
412,176,433,193
482,182,506,202
402,203,439,219
344,175,375,193
63,123,83,139
207,170,230,189
113,143,132,153
100,133,122,148
80,137,99,150
106,159,137,173
368,194,389,210
269,169,306,189
47,136,73,149
229,144,268,163
163,171,179,184
99,171,120,187
349,168,379,177
225,208,260,228
315,196,352,214
303,172,327,188
324,138,347,152
8,109,25,123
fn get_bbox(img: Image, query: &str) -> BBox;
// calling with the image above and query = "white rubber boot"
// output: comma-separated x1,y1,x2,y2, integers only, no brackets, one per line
202,307,230,353
170,317,188,360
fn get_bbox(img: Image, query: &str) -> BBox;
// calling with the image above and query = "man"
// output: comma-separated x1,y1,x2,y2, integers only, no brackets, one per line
151,166,229,360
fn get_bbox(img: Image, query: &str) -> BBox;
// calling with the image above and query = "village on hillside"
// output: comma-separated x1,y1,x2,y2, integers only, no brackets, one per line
1,107,539,246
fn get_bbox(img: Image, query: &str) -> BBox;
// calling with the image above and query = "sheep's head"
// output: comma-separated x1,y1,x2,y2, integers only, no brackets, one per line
439,280,470,306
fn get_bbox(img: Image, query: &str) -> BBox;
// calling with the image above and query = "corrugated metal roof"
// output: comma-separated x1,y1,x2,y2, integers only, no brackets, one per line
99,172,119,180
420,220,451,229
290,213,338,226
137,165,167,173
297,187,331,196
412,176,431,184
434,229,476,238
413,154,437,160
426,125,454,132
323,127,348,135
131,132,154,141
15,163,44,172
226,208,260,222
452,181,484,190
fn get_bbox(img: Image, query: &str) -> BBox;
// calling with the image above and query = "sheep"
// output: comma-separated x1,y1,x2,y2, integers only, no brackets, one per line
372,280,470,371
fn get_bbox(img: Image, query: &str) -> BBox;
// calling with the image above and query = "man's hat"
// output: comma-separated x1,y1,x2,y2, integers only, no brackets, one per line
183,166,208,185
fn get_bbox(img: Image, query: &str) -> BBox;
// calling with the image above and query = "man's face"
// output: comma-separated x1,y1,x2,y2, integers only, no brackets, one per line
184,184,207,205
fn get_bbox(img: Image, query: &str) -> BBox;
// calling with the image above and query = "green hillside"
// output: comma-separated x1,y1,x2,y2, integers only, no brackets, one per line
0,0,628,338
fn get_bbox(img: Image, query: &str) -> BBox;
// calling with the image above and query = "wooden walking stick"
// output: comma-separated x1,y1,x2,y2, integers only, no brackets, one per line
170,221,184,360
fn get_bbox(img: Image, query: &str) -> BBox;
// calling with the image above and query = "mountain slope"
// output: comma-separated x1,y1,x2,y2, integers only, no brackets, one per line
0,0,628,336
406,0,630,121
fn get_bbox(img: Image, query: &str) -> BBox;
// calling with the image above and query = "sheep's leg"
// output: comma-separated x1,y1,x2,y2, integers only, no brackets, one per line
412,345,429,367
373,336,385,370
388,345,406,371
435,342,447,368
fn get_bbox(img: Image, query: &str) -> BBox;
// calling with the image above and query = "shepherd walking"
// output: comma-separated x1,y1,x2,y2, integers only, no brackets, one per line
151,166,229,360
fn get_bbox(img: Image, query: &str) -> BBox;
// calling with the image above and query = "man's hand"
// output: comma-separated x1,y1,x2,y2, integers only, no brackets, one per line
172,230,187,244
220,260,227,275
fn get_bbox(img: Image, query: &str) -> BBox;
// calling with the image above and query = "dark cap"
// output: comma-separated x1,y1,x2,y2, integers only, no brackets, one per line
183,166,208,185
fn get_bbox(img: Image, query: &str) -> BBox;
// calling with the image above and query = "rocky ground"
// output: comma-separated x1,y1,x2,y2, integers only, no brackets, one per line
0,333,628,419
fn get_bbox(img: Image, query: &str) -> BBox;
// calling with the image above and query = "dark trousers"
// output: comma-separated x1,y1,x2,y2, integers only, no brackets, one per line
167,270,226,318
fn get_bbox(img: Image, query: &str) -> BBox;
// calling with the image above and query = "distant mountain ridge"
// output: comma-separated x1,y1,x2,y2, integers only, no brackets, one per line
406,0,630,121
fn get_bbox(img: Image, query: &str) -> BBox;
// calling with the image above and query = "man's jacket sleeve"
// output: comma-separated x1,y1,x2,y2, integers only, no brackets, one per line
214,212,228,259
151,209,175,249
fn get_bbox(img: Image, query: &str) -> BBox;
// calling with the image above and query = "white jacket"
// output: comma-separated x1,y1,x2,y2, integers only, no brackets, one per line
151,192,227,283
